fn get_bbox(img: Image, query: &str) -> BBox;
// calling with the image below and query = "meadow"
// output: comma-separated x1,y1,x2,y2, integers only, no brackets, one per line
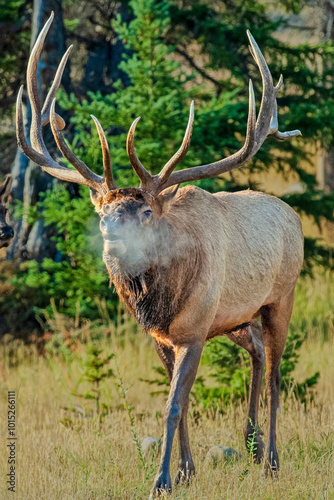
0,270,333,500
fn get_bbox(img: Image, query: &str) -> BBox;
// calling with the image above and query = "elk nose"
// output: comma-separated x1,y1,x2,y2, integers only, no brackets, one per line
100,215,121,239
0,226,14,239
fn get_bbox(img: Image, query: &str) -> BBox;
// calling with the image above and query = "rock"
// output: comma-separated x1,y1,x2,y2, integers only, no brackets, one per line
206,446,241,467
141,437,161,458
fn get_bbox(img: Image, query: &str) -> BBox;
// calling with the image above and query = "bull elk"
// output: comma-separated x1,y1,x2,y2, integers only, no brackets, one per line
17,13,303,497
0,175,14,249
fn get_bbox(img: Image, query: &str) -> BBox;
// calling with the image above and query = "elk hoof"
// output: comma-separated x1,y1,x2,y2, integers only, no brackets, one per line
150,474,172,498
173,460,195,485
263,449,280,478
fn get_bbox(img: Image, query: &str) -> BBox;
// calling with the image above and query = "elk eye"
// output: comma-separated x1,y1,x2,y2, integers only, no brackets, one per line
103,204,111,214
143,209,152,217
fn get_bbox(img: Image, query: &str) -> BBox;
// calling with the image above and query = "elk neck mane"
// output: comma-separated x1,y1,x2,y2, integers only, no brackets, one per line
106,212,205,335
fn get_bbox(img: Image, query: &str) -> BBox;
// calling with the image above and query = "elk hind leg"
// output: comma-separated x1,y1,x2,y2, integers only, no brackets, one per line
225,320,265,463
260,290,295,475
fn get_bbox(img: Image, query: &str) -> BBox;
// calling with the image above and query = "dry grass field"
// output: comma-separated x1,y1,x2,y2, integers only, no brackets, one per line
0,271,333,500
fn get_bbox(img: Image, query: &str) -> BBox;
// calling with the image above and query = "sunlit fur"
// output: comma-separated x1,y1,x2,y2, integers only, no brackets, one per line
93,184,303,344
92,183,304,488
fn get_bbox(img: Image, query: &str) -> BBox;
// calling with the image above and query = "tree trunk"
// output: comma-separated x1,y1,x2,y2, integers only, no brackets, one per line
8,0,71,261
79,3,132,95
323,150,334,194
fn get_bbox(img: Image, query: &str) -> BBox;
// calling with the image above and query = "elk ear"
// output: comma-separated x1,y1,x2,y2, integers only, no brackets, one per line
0,174,13,204
157,184,179,213
90,188,103,211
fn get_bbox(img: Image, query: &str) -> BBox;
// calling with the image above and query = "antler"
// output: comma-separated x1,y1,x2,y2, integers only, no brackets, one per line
16,12,115,195
127,31,301,196
17,15,301,200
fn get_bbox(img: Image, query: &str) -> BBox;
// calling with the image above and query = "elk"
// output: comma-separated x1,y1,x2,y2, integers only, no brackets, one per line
0,175,14,249
17,13,303,497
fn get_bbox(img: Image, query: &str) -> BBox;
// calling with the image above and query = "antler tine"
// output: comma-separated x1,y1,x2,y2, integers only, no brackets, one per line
149,31,301,194
126,117,153,186
27,12,55,154
41,44,73,129
91,115,116,190
49,99,104,188
247,33,301,146
150,76,257,194
246,30,274,152
16,86,96,187
17,85,46,166
158,101,195,185
268,78,301,141
17,12,110,195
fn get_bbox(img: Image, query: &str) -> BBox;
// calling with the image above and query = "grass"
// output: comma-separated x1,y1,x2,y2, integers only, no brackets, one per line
0,271,333,499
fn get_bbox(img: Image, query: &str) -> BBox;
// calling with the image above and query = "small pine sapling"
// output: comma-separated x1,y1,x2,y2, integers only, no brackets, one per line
74,343,114,418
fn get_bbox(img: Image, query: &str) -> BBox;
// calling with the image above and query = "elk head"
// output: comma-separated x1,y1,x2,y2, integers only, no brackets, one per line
16,12,301,274
0,175,14,248
95,185,181,276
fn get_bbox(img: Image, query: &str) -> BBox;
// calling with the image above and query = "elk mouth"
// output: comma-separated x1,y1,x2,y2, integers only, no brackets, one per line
103,238,126,256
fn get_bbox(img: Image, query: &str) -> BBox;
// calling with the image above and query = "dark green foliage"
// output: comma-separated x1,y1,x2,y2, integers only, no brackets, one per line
280,327,320,402
199,337,250,410
302,238,334,276
1,184,117,322
201,326,319,408
0,0,31,174
0,0,31,113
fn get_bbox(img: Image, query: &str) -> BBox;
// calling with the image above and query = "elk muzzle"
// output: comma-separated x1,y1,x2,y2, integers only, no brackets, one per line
100,215,127,256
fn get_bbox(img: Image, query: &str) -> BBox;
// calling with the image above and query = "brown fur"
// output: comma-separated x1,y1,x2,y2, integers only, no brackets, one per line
111,259,200,335
101,187,206,335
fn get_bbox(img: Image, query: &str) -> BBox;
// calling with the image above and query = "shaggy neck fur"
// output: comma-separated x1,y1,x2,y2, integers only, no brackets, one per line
104,218,204,335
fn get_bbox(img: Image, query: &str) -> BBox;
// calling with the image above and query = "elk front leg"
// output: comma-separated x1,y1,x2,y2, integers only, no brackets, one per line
260,290,295,474
225,321,265,463
153,340,195,485
151,342,202,498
